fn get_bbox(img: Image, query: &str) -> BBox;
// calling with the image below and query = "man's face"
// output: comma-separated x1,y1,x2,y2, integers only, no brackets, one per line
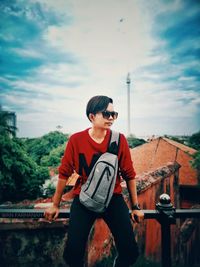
90,103,117,129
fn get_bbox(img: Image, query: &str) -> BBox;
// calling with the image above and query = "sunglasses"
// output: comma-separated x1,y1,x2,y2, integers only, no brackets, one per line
101,110,118,120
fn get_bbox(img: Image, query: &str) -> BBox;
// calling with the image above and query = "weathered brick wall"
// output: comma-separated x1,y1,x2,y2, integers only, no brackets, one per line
0,223,68,267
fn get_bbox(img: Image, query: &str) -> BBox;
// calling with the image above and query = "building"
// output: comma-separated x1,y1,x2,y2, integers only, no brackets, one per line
0,108,17,137
131,137,199,208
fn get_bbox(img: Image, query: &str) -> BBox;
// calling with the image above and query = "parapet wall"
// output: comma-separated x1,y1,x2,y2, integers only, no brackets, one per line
0,162,199,267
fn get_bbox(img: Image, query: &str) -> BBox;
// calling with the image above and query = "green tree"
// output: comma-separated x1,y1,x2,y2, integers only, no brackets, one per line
23,131,69,165
188,131,200,150
0,135,49,202
164,135,186,145
188,131,200,184
0,108,49,202
40,143,65,167
127,134,146,148
191,151,200,183
191,151,200,185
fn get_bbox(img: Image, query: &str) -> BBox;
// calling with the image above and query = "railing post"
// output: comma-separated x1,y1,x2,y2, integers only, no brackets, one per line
156,194,176,267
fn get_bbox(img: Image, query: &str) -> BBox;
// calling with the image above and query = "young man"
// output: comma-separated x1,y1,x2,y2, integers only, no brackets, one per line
44,95,144,267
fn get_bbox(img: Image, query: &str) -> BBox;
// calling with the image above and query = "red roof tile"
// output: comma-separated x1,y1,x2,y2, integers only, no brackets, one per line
162,138,197,154
131,137,198,186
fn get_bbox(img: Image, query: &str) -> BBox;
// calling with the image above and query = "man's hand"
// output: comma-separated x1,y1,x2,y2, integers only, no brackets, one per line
131,209,144,223
44,205,59,222
44,178,67,222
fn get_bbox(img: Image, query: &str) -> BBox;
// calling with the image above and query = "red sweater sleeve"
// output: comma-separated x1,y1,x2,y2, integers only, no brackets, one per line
58,136,74,180
119,134,136,181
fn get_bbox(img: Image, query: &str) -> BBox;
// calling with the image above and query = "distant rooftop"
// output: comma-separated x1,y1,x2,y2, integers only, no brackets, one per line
131,137,198,186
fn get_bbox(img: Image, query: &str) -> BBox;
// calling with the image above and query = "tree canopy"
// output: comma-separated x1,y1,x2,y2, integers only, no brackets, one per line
23,131,69,165
127,134,146,148
188,131,200,150
188,131,200,183
0,109,50,203
40,143,66,167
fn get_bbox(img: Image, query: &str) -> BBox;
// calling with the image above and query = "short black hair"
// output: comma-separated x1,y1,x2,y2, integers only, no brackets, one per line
86,95,113,121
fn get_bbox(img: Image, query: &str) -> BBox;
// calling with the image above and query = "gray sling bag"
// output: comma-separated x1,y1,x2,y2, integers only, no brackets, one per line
79,130,120,213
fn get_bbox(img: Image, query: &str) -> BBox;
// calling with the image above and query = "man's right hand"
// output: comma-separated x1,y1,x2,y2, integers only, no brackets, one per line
44,178,67,222
44,205,59,222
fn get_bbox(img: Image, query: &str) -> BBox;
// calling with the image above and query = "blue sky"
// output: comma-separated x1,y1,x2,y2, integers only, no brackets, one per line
0,0,200,138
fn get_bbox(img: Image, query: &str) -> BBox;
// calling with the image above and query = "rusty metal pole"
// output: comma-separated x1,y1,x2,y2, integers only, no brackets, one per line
156,193,175,267
160,218,171,267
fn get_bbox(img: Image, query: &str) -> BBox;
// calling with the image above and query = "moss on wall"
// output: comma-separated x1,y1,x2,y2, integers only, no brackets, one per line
0,227,68,267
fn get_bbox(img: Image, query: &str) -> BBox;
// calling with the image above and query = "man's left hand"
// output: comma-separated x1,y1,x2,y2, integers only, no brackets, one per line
131,210,144,223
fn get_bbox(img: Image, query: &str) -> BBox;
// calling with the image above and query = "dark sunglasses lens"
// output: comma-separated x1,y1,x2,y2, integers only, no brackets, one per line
102,111,109,119
113,112,118,119
102,111,118,119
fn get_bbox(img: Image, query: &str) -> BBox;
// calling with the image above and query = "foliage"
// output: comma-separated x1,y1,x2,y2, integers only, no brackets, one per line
40,143,66,167
127,134,146,148
187,131,200,181
0,134,49,203
163,131,200,150
164,135,187,145
23,131,69,165
188,130,200,150
192,150,200,171
0,109,68,202
191,150,200,183
164,131,200,179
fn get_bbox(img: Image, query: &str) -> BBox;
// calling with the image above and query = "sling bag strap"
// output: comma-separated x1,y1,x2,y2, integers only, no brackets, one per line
107,130,120,155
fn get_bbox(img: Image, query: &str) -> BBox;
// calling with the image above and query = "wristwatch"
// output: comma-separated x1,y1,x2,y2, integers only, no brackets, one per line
132,203,141,210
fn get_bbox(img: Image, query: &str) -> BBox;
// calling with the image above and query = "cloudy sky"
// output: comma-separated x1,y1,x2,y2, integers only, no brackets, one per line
0,0,200,138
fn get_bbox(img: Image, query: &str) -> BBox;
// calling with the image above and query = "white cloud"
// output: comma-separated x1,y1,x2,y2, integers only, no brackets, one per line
36,63,89,84
11,48,44,58
2,0,199,137
43,0,157,75
38,0,161,128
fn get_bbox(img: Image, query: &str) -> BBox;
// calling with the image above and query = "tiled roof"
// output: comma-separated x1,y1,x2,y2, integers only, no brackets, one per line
163,138,197,154
131,137,198,186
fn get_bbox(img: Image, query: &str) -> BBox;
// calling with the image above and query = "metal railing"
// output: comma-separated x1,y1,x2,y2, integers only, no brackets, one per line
0,193,200,267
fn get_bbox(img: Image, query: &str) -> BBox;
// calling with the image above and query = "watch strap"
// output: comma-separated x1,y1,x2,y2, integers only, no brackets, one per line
132,203,141,210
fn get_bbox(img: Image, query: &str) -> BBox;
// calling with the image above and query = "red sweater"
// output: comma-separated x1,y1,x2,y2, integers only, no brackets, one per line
59,128,136,195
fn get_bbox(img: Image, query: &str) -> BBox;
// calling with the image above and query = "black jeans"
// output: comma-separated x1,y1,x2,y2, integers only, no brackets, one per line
63,195,139,267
